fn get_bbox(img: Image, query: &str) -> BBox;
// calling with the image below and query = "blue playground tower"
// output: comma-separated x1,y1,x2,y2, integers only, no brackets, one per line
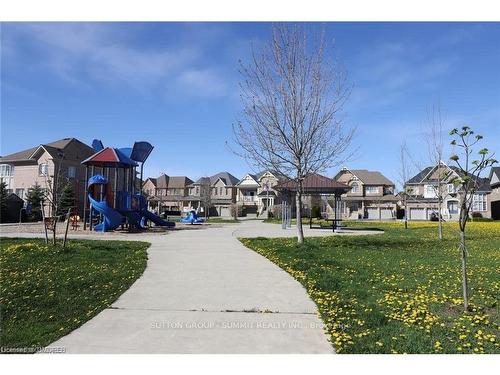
82,140,174,232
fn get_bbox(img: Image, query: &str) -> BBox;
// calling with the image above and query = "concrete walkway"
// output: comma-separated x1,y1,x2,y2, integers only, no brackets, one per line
2,221,341,353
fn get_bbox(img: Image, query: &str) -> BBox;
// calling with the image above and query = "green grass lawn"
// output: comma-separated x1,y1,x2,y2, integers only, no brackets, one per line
0,238,149,352
240,221,499,354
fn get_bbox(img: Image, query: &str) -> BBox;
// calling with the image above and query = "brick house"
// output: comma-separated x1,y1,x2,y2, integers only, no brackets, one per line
404,162,492,220
0,138,95,215
334,168,399,220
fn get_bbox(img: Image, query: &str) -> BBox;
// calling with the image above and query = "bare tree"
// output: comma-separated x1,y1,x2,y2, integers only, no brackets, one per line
199,177,212,220
42,151,69,245
423,104,448,240
449,126,497,311
232,24,354,243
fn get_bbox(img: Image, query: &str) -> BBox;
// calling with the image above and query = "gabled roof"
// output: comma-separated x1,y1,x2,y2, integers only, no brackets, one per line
406,164,491,192
275,173,350,194
490,167,500,187
154,174,193,189
0,138,92,163
143,177,157,187
236,173,260,186
349,169,394,186
236,170,283,186
168,176,194,188
156,174,169,189
209,171,239,186
406,167,434,184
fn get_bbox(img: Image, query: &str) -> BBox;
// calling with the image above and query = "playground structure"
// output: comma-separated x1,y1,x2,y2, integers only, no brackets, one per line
180,210,204,224
82,140,174,232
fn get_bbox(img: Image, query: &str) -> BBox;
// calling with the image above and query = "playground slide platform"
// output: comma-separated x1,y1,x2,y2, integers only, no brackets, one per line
141,210,175,228
121,211,147,229
88,195,124,232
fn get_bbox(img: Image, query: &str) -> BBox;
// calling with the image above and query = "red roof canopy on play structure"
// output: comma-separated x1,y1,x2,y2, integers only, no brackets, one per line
81,147,138,168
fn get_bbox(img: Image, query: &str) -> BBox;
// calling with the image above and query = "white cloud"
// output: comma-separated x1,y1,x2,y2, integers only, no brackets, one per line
176,68,229,97
349,38,459,109
2,23,232,96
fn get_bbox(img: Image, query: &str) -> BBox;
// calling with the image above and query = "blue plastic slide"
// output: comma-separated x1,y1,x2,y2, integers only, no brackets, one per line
141,210,175,228
180,210,204,224
88,195,124,232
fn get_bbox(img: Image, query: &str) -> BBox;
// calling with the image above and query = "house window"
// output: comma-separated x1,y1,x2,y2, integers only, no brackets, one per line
0,164,14,177
220,187,223,195
447,184,455,193
425,185,435,195
447,200,459,214
214,187,218,196
38,163,48,176
195,186,199,195
226,188,230,195
366,186,378,194
472,194,486,212
15,188,25,199
350,182,359,193
68,166,76,178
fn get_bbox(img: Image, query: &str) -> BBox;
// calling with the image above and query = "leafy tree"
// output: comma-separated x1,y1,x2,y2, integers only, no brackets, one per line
56,182,75,218
26,182,45,221
0,181,8,223
449,126,497,311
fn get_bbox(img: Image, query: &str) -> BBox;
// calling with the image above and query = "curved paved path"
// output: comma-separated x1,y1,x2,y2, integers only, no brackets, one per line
2,221,335,353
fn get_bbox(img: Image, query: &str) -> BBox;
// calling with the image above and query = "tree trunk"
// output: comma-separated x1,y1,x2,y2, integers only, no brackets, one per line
459,230,469,311
52,218,57,246
437,212,443,240
437,194,443,240
296,188,304,244
404,198,408,229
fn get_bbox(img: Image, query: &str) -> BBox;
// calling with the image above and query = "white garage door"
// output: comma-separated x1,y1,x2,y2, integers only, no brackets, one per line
380,208,393,219
366,207,378,219
410,208,426,220
219,206,230,218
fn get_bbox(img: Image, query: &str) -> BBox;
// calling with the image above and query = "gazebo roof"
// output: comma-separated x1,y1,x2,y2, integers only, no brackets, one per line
275,173,350,195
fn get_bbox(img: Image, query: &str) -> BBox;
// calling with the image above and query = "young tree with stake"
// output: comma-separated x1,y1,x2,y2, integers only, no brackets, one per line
449,126,497,311
232,24,354,243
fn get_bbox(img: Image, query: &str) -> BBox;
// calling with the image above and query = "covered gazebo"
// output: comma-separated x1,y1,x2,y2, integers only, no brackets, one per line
274,173,351,231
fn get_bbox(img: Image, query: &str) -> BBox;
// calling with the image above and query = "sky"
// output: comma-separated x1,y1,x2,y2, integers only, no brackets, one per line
1,22,499,187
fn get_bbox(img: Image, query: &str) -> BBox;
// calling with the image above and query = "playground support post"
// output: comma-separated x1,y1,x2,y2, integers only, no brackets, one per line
114,168,118,209
89,165,95,231
83,165,88,230
140,162,144,195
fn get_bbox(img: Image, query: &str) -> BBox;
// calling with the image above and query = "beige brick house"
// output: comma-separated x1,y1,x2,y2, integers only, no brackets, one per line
0,138,95,215
142,174,194,213
235,171,281,217
184,172,239,217
489,167,500,220
404,162,492,220
334,168,398,220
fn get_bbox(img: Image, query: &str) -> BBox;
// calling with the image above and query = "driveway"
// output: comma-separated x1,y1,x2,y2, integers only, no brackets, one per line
2,221,335,353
